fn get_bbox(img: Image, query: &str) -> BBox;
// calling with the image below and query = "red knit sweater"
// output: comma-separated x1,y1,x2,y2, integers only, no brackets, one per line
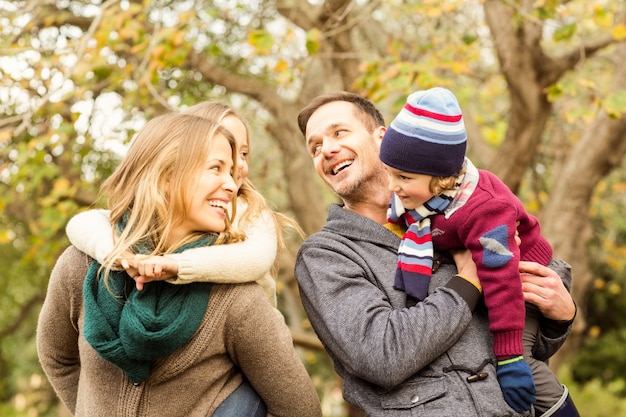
431,169,553,358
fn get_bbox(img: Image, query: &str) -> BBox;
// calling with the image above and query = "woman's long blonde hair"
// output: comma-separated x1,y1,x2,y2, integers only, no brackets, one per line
183,102,303,277
101,112,243,283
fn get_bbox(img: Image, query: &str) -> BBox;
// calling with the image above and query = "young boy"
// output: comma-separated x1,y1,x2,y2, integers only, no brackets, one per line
379,87,579,416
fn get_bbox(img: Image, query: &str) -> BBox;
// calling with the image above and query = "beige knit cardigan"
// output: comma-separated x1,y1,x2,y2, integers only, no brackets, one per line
37,246,321,417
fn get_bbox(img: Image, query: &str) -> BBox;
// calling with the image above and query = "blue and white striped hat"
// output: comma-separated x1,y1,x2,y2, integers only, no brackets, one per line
380,87,467,177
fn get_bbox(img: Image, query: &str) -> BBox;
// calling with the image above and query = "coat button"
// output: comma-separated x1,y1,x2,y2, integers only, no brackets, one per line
410,394,420,403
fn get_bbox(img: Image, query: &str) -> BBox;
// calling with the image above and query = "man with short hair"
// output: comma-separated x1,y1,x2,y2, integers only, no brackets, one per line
294,91,576,416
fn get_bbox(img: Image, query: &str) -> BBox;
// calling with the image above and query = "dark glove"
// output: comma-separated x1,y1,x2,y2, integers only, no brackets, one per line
496,356,536,412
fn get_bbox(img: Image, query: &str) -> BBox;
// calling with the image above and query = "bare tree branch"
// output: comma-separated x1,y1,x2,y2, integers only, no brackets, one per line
0,294,44,339
539,35,615,87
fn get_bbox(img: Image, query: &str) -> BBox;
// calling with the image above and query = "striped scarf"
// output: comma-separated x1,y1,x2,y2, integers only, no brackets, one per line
387,175,463,301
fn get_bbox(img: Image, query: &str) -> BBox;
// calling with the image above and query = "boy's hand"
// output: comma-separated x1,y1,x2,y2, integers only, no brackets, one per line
496,356,536,412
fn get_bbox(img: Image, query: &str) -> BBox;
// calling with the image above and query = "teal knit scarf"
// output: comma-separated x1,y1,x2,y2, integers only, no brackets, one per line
83,220,216,384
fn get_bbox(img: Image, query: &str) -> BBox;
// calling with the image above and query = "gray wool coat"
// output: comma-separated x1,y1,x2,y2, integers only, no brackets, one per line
295,204,571,417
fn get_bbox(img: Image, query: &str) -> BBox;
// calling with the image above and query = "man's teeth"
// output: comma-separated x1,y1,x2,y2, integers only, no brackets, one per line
332,160,353,174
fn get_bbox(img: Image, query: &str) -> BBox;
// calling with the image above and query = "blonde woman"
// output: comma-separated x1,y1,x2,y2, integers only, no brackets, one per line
37,112,321,417
66,102,299,307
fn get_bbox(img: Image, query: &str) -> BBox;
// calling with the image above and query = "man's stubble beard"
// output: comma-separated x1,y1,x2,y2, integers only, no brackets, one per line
334,162,388,205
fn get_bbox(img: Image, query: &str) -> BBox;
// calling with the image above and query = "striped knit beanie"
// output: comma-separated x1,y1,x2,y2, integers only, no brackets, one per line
380,87,467,177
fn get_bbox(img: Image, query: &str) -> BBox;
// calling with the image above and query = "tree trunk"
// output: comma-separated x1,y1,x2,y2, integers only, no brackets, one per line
483,0,553,192
542,41,626,369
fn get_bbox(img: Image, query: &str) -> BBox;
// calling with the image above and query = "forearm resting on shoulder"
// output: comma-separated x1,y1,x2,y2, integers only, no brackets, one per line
66,209,115,264
167,209,278,284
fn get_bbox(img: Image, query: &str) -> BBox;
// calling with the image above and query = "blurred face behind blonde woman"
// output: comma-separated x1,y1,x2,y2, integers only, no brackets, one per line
183,102,250,189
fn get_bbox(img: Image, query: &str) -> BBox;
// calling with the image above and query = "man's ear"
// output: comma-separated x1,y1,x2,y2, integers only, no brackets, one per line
376,125,386,141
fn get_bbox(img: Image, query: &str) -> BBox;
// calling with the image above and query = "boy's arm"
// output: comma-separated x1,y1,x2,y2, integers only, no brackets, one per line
460,201,526,359
66,209,114,265
165,208,278,284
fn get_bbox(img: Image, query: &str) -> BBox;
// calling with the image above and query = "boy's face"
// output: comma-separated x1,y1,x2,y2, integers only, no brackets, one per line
384,164,434,210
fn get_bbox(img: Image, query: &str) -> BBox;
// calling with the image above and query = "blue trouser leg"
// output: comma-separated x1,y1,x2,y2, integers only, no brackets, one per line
213,379,267,417
539,385,580,417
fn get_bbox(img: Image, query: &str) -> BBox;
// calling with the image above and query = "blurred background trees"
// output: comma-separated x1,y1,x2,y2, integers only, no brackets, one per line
1,0,626,415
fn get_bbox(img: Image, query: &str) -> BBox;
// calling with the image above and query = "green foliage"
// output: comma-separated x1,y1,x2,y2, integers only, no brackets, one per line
305,29,322,55
567,170,626,395
248,29,274,54
559,367,626,416
0,238,52,413
570,329,626,393
603,91,626,118
553,23,577,41
1,0,626,415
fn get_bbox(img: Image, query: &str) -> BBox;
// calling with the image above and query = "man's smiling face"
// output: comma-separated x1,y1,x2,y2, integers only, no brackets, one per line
305,101,385,200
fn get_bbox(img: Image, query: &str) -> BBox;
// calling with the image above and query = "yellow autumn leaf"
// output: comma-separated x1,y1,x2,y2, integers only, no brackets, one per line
172,30,186,47
0,130,11,144
53,178,71,193
592,5,613,28
577,78,596,89
151,45,165,58
612,24,626,41
306,29,322,55
0,230,13,244
248,30,274,54
274,59,288,73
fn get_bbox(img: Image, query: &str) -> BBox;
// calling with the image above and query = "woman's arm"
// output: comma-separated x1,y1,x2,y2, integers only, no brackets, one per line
37,246,89,414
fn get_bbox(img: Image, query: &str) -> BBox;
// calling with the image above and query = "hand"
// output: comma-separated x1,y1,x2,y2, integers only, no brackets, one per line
117,250,138,277
496,356,536,412
121,255,179,290
519,261,575,321
450,248,480,288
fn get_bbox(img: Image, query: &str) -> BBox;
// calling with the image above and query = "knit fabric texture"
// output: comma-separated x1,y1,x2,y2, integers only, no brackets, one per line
83,219,217,384
387,189,457,301
380,87,467,177
387,164,465,301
